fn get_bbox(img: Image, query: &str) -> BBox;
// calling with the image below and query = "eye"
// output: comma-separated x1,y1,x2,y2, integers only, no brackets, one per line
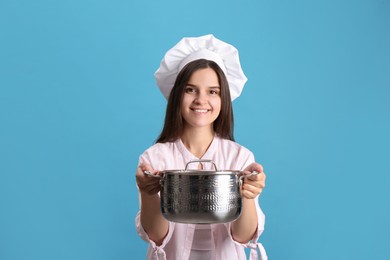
209,89,220,95
185,86,196,93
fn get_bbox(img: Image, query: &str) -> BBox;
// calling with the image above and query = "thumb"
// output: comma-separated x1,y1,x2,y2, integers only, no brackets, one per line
247,162,263,173
139,163,156,174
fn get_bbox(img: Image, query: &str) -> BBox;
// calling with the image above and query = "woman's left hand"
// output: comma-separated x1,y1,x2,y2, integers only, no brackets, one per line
241,162,266,199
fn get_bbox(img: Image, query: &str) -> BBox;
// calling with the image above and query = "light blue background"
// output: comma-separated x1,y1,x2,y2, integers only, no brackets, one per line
1,0,389,259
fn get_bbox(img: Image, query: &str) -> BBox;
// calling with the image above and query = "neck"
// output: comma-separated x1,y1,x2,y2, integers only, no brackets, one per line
181,126,215,158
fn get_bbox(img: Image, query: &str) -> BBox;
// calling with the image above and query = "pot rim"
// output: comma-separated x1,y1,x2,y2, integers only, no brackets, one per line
143,159,259,182
159,170,243,176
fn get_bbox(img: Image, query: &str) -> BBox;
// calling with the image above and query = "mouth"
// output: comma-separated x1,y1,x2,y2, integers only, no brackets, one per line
190,108,210,113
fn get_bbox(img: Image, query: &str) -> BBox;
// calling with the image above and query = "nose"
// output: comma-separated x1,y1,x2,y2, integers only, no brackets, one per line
193,91,208,104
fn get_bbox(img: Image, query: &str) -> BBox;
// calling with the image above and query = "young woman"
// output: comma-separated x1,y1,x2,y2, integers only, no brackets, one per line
135,35,267,260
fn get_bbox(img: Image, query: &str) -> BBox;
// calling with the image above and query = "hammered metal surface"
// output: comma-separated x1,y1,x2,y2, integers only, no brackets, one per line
160,173,242,224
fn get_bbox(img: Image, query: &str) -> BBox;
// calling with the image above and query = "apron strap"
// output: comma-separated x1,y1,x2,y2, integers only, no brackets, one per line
152,247,167,260
248,242,268,260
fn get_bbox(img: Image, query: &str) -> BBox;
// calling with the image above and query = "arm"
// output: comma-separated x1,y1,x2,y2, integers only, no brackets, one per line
136,163,169,246
231,162,266,243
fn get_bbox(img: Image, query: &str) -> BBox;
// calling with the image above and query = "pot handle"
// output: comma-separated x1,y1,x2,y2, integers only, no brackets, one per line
185,159,218,171
143,170,162,178
239,171,259,186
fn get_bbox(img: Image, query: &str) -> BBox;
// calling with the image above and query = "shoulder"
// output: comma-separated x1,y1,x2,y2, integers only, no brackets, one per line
140,141,175,159
216,137,255,169
218,137,253,156
138,141,181,170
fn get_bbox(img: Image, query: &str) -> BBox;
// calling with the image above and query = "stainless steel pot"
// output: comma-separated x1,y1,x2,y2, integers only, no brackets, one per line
144,160,258,224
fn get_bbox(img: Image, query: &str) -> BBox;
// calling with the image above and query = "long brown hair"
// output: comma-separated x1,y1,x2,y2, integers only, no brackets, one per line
156,59,234,143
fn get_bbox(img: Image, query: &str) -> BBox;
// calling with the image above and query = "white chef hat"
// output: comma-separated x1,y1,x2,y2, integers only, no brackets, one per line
154,34,248,101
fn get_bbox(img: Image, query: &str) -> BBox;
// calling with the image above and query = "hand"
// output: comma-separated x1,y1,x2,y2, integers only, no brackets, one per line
135,163,161,196
240,162,266,199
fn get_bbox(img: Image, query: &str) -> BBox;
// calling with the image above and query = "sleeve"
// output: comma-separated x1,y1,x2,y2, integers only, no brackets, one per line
134,149,176,259
135,211,175,259
223,200,265,242
223,150,268,259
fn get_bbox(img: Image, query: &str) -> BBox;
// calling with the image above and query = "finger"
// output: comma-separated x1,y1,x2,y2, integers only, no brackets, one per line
246,171,266,182
144,184,161,194
148,186,161,195
245,163,264,174
241,189,259,199
138,176,160,187
242,185,264,199
139,163,157,174
244,182,265,192
244,178,266,190
242,182,263,195
251,163,263,173
138,180,161,193
136,174,160,189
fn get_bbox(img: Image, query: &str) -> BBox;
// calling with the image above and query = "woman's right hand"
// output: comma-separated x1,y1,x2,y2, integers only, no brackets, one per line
135,163,161,196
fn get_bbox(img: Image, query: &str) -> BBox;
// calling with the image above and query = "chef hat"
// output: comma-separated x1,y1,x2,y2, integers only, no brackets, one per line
154,34,248,101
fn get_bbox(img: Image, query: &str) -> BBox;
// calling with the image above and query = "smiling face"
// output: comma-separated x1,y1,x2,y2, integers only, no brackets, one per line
156,59,234,143
180,68,222,131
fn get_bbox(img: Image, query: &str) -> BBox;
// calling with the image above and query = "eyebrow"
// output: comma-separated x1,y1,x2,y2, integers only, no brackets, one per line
186,83,220,89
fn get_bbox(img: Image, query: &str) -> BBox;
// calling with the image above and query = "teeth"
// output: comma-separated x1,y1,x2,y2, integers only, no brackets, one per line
193,109,208,113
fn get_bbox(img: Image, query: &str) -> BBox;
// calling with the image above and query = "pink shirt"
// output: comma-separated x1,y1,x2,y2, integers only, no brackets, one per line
135,136,267,260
